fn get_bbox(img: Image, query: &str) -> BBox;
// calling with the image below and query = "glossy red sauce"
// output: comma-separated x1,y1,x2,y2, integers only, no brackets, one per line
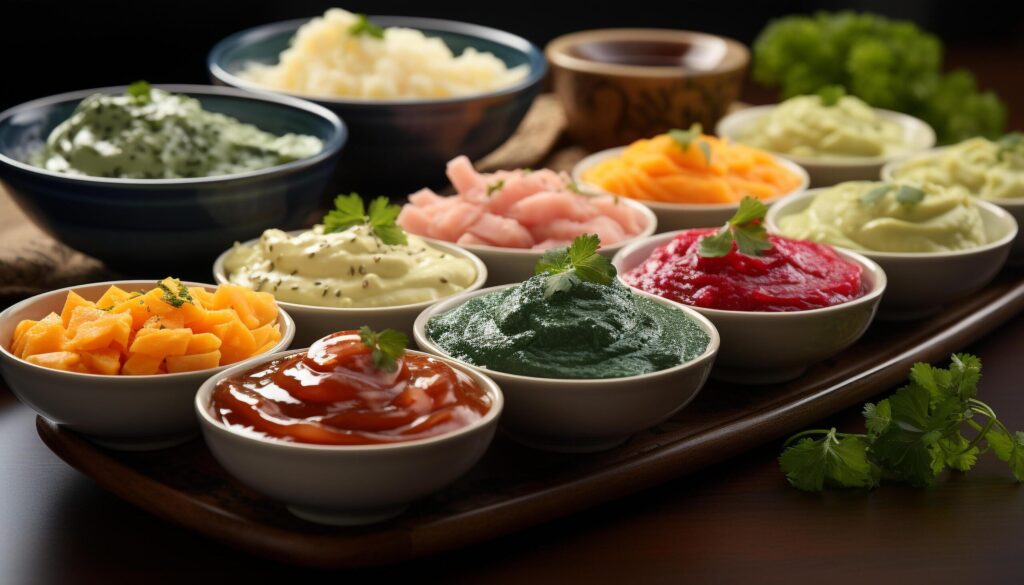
210,331,492,445
623,229,865,312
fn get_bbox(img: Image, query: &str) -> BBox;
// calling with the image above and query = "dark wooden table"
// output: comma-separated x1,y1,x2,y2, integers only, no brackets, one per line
3,310,1023,583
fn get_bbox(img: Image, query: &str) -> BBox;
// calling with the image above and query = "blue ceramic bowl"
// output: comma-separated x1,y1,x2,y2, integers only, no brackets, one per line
0,84,346,270
208,16,546,194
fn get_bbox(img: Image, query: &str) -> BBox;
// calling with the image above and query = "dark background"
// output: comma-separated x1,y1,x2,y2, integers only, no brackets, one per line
3,0,1023,115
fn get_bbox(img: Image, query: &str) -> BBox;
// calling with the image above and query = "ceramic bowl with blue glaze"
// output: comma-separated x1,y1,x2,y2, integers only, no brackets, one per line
208,16,546,194
0,84,346,270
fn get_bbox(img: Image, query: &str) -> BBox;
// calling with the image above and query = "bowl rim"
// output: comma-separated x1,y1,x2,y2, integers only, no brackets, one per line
880,144,1024,208
765,187,1020,260
611,229,888,317
194,347,505,452
715,104,937,168
0,279,296,381
207,15,548,108
545,28,749,79
572,145,810,211
413,282,721,385
212,231,489,314
0,84,347,188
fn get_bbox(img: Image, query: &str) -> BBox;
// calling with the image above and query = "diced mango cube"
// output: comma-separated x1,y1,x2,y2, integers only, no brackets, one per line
129,328,192,359
166,350,222,373
60,291,96,327
66,305,106,338
66,312,133,351
21,313,66,357
186,332,222,354
25,351,82,372
121,352,164,376
79,348,122,375
95,285,133,310
213,319,257,365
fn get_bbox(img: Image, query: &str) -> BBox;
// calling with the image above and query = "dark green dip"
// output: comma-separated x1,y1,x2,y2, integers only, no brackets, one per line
31,87,322,179
426,275,710,379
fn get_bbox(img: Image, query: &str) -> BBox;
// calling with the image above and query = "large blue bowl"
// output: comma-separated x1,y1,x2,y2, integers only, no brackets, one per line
0,84,346,271
208,16,546,195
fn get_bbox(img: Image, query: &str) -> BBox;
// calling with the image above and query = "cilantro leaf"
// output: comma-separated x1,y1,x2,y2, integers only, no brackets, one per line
157,278,192,308
986,428,1024,482
948,353,982,401
487,180,505,196
996,132,1024,162
668,123,711,164
779,429,879,492
349,13,384,39
863,399,891,438
936,433,979,472
358,326,408,373
322,193,407,245
861,184,894,204
895,185,925,206
127,80,151,103
534,234,616,298
698,197,773,258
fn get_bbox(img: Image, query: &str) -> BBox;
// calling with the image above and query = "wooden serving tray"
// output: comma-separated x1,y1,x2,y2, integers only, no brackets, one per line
37,269,1024,569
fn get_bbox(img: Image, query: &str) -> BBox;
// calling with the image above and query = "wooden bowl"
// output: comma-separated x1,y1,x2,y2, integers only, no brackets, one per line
545,29,749,151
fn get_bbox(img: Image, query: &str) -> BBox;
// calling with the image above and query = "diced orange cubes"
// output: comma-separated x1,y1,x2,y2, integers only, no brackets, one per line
9,279,284,376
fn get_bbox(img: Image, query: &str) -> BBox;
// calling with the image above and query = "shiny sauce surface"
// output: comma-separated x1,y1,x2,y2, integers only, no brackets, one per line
211,331,491,445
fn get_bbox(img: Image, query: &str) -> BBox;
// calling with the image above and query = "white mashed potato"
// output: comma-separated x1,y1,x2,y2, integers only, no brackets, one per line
240,8,529,100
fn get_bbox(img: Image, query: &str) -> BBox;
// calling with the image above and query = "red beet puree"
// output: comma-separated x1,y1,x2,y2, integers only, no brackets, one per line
623,229,864,312
211,330,491,445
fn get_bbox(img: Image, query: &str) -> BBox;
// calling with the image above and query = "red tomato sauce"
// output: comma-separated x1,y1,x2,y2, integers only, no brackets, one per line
623,229,865,312
210,330,492,445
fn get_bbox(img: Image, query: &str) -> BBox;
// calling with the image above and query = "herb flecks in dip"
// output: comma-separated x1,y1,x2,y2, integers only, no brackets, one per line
777,181,987,253
223,224,477,308
32,84,322,179
889,135,1024,200
739,94,908,158
427,276,709,379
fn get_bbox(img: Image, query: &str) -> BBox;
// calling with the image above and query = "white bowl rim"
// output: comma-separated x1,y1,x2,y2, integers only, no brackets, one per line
440,192,658,257
611,230,888,318
212,232,489,314
194,347,505,452
0,84,346,187
881,145,1024,208
0,279,295,381
715,104,937,168
571,145,810,211
413,282,721,385
765,187,1020,260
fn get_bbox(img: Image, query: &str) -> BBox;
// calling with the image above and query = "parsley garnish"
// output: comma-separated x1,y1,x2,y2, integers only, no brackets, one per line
996,132,1023,162
860,183,925,207
323,193,408,246
816,84,846,107
127,80,151,103
358,326,407,373
861,184,893,204
487,179,505,196
156,278,193,308
349,13,384,39
780,353,1024,491
668,123,711,165
698,197,772,258
534,234,616,299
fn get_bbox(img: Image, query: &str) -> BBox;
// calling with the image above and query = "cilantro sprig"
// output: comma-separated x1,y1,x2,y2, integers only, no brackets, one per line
861,183,925,206
698,197,773,258
127,80,151,103
668,123,712,165
534,234,616,299
358,326,408,373
323,193,408,246
349,13,384,39
780,353,1024,491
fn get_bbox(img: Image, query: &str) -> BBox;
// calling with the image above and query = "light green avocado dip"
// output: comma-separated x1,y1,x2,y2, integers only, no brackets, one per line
740,95,908,158
890,137,1024,200
777,181,987,253
426,275,710,379
31,86,322,179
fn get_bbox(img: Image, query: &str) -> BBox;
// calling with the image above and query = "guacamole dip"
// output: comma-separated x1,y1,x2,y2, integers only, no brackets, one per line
740,95,908,158
426,275,710,379
889,137,1024,200
32,85,322,179
777,181,987,253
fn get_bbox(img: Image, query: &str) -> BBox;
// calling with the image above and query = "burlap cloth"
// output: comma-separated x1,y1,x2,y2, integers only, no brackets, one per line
0,95,585,305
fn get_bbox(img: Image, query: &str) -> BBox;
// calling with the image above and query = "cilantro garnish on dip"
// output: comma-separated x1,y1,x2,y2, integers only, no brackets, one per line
624,197,865,312
426,235,709,379
780,354,1024,491
222,194,477,308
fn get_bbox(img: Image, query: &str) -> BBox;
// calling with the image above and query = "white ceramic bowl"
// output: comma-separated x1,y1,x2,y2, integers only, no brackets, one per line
882,149,1024,263
766,188,1017,319
195,349,503,526
612,233,886,384
572,146,809,231
716,105,936,187
0,280,295,450
413,284,720,452
213,234,488,347
446,195,658,285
